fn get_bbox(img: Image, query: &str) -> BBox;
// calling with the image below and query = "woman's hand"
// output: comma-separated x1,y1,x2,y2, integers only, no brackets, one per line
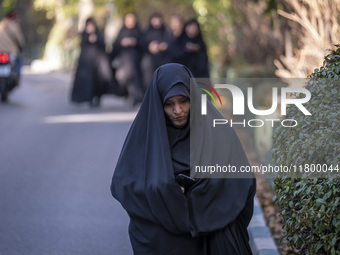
148,41,159,54
121,37,136,47
185,42,200,52
180,186,185,193
159,42,168,51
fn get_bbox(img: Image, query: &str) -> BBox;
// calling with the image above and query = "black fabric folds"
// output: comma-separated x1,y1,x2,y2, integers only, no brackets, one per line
111,63,256,254
171,21,209,78
111,23,144,103
142,22,167,70
164,84,190,175
111,24,143,59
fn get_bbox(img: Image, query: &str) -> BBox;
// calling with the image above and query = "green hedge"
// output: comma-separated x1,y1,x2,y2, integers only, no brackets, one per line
272,46,340,254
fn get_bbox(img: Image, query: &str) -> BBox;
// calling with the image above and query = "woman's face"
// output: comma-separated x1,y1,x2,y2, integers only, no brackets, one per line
164,96,190,128
185,22,199,38
85,21,96,34
124,14,136,29
170,17,183,36
150,16,162,29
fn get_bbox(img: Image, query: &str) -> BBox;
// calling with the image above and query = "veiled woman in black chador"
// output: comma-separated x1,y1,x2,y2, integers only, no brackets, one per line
111,63,256,254
141,13,168,90
110,13,144,106
71,17,111,106
171,19,209,78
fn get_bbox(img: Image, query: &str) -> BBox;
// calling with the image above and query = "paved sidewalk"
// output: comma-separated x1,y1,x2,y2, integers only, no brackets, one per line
249,196,280,255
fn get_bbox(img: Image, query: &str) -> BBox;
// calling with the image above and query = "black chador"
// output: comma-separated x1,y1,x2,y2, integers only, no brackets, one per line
111,63,256,254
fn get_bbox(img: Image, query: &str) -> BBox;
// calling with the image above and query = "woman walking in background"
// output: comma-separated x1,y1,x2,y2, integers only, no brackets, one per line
163,15,183,63
71,17,110,106
171,19,209,78
111,63,256,254
141,13,168,89
110,13,144,107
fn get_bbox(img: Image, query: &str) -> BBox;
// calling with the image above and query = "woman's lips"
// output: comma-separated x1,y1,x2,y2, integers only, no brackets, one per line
174,117,184,121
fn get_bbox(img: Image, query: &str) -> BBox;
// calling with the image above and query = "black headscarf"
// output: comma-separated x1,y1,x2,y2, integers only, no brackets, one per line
164,83,190,175
171,19,209,77
111,14,142,59
111,63,255,254
71,17,108,103
142,13,167,71
111,64,192,234
143,13,166,46
81,17,105,49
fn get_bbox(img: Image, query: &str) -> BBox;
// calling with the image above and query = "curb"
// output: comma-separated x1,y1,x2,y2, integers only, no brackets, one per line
248,196,280,255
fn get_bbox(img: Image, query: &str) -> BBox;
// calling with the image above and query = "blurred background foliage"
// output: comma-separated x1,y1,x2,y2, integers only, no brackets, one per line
0,0,339,77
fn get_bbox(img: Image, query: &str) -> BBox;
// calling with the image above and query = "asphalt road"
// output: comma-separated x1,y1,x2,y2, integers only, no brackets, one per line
0,68,135,255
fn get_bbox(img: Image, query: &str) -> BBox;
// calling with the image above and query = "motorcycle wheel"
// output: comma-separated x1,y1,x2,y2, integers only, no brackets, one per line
0,82,8,102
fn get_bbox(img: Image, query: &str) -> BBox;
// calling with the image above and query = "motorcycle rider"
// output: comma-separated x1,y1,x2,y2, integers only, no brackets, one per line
0,9,25,83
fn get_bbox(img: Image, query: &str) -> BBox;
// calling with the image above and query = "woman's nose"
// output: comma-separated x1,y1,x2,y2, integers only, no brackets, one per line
174,103,181,114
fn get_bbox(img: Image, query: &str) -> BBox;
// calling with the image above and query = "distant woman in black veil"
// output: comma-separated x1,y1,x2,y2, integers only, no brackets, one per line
171,19,209,77
111,63,256,254
110,13,144,106
71,17,111,106
141,13,168,89
163,15,184,63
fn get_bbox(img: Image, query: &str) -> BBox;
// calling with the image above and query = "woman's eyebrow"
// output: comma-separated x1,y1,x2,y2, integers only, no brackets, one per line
165,99,174,104
180,96,189,100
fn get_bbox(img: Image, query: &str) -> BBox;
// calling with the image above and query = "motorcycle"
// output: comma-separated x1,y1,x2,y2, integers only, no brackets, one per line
0,52,19,102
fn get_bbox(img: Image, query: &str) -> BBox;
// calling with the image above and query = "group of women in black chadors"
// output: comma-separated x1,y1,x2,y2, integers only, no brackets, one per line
71,13,209,107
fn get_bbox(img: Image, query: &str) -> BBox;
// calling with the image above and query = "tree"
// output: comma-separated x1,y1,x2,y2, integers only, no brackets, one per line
192,0,286,76
31,0,111,70
273,46,340,254
274,0,340,78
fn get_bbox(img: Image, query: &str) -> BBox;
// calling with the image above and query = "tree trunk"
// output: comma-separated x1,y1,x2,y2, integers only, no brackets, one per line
78,0,94,32
42,2,67,70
